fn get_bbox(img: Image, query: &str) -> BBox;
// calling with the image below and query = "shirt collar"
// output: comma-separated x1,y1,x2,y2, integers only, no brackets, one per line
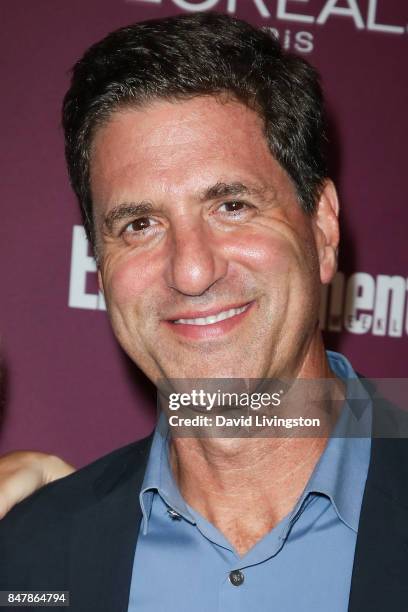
296,351,372,533
139,411,194,535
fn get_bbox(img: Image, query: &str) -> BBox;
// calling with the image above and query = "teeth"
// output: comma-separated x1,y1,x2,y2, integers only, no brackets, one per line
174,305,248,326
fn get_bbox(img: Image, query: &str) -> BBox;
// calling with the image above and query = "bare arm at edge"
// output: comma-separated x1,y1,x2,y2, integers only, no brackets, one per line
0,451,75,518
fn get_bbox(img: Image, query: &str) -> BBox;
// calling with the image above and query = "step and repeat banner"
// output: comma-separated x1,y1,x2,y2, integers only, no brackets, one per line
1,0,407,466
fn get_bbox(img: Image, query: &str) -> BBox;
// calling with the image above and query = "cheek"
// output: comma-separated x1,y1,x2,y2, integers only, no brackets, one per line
102,251,161,310
222,230,294,277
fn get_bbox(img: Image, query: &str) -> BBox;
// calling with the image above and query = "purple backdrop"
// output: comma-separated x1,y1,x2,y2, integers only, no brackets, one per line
1,0,407,467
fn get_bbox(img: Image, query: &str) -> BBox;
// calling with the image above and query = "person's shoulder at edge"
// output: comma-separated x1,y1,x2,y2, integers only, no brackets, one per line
0,433,153,533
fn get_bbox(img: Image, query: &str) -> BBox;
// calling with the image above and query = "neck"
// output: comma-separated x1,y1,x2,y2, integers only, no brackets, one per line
167,336,345,556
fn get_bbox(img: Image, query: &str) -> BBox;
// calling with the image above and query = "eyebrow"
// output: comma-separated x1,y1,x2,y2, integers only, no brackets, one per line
200,181,267,201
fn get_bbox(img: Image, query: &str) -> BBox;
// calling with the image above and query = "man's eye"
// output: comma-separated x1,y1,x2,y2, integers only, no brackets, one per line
123,217,156,234
218,201,251,214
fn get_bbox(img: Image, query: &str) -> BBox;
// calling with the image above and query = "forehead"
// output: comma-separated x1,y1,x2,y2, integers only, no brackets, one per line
89,96,294,208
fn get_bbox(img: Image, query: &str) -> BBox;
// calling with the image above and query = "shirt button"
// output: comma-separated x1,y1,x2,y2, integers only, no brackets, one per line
229,570,244,586
167,509,182,521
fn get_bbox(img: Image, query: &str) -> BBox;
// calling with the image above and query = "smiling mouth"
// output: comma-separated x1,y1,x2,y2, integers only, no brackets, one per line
173,304,250,326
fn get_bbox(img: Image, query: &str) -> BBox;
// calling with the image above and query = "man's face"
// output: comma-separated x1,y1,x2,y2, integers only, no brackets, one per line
90,96,337,383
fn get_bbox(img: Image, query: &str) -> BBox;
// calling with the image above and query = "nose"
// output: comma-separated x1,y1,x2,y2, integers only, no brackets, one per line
165,220,228,296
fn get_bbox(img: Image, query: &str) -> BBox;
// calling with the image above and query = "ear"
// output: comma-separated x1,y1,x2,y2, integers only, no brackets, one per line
97,269,104,295
312,179,340,285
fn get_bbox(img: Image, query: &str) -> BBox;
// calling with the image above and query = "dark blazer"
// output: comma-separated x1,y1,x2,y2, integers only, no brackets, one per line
1,395,408,611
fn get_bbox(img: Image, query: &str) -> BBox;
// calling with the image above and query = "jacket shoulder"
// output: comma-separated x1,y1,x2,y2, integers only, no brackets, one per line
0,434,153,591
0,433,153,531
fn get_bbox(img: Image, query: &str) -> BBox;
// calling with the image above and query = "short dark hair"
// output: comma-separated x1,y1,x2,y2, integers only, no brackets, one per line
62,12,327,247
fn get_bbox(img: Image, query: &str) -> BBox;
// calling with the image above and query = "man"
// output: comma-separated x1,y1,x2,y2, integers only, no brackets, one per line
1,11,407,612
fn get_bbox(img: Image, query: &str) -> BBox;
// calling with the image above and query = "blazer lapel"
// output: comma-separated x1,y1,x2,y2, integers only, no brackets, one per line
68,434,153,612
348,396,408,611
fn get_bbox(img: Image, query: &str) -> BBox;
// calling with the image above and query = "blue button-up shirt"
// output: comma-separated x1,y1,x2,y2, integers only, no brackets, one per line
128,351,371,611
